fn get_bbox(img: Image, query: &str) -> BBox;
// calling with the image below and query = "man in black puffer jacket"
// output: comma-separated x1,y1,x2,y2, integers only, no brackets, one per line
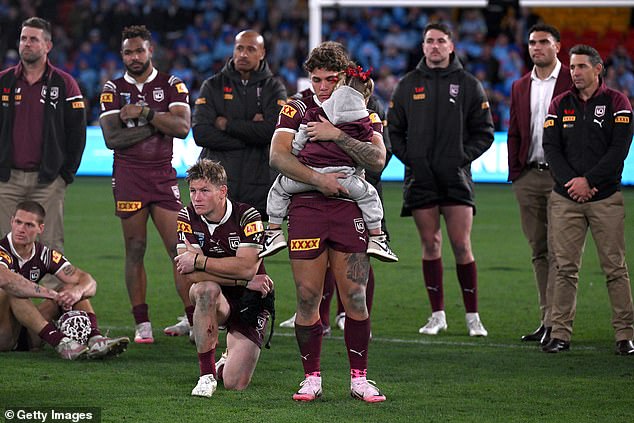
192,30,287,219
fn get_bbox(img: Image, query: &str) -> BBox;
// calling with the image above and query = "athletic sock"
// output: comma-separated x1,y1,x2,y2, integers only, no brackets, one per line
423,258,444,311
132,303,149,325
86,312,102,338
344,316,370,372
198,348,216,377
185,305,195,327
295,321,323,375
38,322,64,347
457,261,478,313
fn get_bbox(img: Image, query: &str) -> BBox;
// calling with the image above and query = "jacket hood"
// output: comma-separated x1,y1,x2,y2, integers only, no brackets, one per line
416,52,463,77
322,86,368,125
221,59,274,84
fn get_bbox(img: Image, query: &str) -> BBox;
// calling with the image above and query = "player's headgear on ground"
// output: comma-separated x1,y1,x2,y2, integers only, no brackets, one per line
57,310,92,344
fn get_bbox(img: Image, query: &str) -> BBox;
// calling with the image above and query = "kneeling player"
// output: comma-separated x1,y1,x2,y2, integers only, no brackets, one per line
0,201,129,359
174,160,273,398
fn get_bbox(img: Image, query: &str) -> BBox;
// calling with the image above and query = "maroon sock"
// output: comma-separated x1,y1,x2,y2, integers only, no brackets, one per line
423,258,444,311
295,321,323,375
198,348,216,377
344,316,370,373
38,322,65,347
457,261,478,313
86,312,102,338
319,269,336,328
132,303,149,325
366,266,375,315
185,305,195,327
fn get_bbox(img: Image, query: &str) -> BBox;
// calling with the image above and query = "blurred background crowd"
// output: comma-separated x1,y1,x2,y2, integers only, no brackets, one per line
1,0,634,129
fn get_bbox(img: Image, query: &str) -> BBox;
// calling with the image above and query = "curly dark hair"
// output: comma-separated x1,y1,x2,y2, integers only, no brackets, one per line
303,41,349,73
122,25,152,43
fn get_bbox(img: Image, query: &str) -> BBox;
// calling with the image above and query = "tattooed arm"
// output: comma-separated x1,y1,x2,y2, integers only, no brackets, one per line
0,266,58,300
304,115,386,173
54,264,97,309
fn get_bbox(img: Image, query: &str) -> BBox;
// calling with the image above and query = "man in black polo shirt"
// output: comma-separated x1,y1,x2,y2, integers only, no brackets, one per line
0,17,86,256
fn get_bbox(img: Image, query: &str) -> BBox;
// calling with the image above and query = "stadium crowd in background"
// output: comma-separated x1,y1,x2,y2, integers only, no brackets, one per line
2,2,634,131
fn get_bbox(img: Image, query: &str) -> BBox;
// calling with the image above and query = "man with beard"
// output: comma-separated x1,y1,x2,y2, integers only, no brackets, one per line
0,17,86,259
99,25,191,344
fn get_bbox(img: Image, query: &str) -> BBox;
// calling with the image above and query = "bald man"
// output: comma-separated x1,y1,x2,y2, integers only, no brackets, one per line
159,31,289,338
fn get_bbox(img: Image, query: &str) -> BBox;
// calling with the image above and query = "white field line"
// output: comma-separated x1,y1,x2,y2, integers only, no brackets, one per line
101,325,599,351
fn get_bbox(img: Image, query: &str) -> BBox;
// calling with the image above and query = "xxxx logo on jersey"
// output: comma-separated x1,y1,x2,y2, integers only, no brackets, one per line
0,250,12,264
281,104,297,119
177,221,192,233
289,238,320,251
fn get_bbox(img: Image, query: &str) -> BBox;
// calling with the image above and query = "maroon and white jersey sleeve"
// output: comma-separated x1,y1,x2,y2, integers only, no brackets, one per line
0,236,69,283
275,96,318,134
99,68,190,166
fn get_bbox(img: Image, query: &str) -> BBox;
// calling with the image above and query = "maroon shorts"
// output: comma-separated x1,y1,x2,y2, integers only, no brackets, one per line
287,193,368,260
112,163,182,218
226,298,270,349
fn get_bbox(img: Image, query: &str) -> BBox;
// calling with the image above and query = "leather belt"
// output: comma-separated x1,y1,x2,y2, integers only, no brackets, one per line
528,162,549,171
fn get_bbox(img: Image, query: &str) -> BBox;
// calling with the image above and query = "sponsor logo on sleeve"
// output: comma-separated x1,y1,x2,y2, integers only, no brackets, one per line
72,101,85,109
116,201,142,212
369,112,381,124
562,116,576,122
175,83,188,94
544,119,554,128
244,221,264,237
100,93,113,103
0,250,12,264
195,97,207,105
482,101,490,110
1,95,8,102
290,238,320,251
281,104,297,118
177,221,192,233
52,250,62,264
615,116,630,124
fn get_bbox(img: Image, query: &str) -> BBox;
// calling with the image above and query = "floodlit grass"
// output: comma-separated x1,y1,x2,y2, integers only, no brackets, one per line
1,178,633,422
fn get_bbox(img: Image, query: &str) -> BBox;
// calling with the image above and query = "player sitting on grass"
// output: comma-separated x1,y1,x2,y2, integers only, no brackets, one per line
0,201,129,360
261,64,397,262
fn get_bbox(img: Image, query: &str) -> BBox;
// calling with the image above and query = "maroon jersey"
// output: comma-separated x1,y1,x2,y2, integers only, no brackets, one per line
177,200,265,300
276,94,382,168
99,68,190,166
0,235,70,282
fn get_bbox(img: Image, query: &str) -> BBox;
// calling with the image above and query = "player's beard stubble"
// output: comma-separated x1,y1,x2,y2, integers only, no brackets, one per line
125,59,151,77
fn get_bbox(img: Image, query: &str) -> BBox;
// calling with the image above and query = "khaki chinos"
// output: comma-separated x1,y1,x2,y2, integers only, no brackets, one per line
512,167,556,326
549,191,634,342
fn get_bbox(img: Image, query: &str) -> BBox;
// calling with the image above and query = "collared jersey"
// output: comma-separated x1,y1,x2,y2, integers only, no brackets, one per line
99,68,190,166
0,234,70,282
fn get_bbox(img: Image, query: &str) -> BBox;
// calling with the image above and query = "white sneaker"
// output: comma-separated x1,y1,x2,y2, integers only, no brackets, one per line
191,374,217,398
279,313,296,328
134,322,154,344
259,229,287,258
350,377,386,403
466,312,488,337
292,375,322,401
164,315,190,336
335,312,346,330
87,335,130,359
56,337,88,360
418,311,447,335
367,234,398,262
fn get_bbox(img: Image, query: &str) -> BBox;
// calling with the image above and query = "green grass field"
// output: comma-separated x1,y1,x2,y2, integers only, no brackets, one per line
2,178,634,422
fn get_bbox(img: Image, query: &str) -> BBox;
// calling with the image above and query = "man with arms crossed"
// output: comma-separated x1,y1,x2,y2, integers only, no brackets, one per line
99,25,191,344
